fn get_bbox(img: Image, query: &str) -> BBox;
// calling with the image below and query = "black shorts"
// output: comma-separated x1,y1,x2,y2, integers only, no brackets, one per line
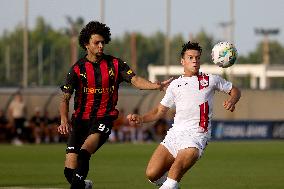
66,118,113,154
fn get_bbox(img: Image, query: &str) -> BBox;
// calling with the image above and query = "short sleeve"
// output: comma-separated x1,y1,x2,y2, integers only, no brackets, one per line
160,83,175,108
60,65,79,94
214,75,232,94
118,59,136,83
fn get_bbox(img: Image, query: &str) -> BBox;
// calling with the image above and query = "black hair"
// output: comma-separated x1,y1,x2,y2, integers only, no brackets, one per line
79,21,111,51
180,41,202,58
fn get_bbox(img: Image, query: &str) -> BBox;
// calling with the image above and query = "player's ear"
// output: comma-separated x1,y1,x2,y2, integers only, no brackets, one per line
84,42,89,50
181,58,185,65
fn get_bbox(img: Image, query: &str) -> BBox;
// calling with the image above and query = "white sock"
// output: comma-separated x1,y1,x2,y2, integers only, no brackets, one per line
150,172,168,186
160,177,178,189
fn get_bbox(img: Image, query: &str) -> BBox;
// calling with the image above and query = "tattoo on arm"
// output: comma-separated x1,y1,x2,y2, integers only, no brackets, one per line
61,93,71,103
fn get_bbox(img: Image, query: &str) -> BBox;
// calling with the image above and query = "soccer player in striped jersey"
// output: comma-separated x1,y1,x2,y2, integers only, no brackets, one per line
57,21,172,189
127,41,241,189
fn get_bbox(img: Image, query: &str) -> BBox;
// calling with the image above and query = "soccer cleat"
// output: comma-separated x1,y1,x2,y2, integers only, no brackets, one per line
159,184,180,189
84,179,93,189
159,186,171,189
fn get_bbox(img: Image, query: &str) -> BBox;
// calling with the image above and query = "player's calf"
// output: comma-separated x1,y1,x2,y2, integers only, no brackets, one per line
71,149,91,189
64,167,74,184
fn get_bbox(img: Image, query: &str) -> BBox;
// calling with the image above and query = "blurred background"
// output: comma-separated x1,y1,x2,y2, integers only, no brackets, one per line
0,0,284,145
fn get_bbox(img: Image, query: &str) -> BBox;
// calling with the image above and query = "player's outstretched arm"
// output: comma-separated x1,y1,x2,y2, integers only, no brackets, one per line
131,76,173,91
127,104,169,126
159,77,174,91
223,85,241,112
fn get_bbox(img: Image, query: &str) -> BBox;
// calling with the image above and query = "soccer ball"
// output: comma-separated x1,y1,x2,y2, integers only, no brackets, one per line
211,41,238,68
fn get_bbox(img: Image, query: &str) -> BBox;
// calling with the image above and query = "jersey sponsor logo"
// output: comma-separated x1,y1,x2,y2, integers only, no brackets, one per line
83,86,115,94
67,146,75,150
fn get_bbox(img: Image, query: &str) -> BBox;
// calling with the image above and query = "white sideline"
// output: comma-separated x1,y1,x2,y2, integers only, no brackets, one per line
0,187,62,189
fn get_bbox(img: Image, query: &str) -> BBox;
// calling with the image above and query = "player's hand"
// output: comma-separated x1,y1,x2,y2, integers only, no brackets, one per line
57,121,71,135
223,100,236,112
157,77,174,91
127,114,142,126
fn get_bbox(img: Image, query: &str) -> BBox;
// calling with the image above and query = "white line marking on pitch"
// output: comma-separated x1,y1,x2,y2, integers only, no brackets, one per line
0,187,62,189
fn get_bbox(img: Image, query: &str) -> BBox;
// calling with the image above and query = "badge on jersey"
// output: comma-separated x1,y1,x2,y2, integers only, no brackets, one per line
198,74,209,90
109,68,114,77
80,73,87,79
127,69,133,75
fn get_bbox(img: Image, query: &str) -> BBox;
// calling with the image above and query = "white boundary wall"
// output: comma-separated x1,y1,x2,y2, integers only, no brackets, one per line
148,64,284,89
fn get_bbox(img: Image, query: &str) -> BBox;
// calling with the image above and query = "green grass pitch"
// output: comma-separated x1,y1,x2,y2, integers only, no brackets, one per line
0,141,283,189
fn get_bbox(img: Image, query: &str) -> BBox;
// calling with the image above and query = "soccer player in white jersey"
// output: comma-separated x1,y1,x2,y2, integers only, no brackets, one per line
127,41,241,189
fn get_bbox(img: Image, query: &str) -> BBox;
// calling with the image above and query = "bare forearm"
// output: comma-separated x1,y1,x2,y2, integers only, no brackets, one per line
223,86,241,112
131,76,160,90
59,102,69,121
142,104,168,123
229,86,241,104
127,104,169,126
59,93,71,123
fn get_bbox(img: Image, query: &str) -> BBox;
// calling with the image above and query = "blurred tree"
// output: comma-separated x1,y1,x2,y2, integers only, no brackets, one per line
0,26,24,86
268,41,284,65
66,16,84,65
238,40,284,65
170,34,185,65
0,17,70,86
191,29,215,64
29,17,70,86
106,31,166,78
1,16,284,89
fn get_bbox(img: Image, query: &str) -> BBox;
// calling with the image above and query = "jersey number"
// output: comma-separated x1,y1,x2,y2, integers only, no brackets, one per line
98,123,110,133
199,101,209,132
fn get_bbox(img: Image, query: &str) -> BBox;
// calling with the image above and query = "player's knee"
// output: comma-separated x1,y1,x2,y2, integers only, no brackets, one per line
65,153,78,168
145,167,159,182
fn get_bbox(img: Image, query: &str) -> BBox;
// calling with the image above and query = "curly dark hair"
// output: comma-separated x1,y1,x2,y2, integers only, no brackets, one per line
180,41,202,58
79,21,111,51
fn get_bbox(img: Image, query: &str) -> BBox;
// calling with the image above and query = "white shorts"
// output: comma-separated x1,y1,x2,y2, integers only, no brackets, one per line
161,128,209,159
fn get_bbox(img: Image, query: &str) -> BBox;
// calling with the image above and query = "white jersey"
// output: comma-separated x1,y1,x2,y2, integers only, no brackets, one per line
161,72,232,134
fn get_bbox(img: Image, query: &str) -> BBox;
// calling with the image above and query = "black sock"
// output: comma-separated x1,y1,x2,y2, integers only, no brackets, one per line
70,149,91,189
64,167,74,184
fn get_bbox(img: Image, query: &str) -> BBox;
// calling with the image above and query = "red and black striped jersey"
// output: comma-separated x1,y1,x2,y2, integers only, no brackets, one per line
61,54,136,120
